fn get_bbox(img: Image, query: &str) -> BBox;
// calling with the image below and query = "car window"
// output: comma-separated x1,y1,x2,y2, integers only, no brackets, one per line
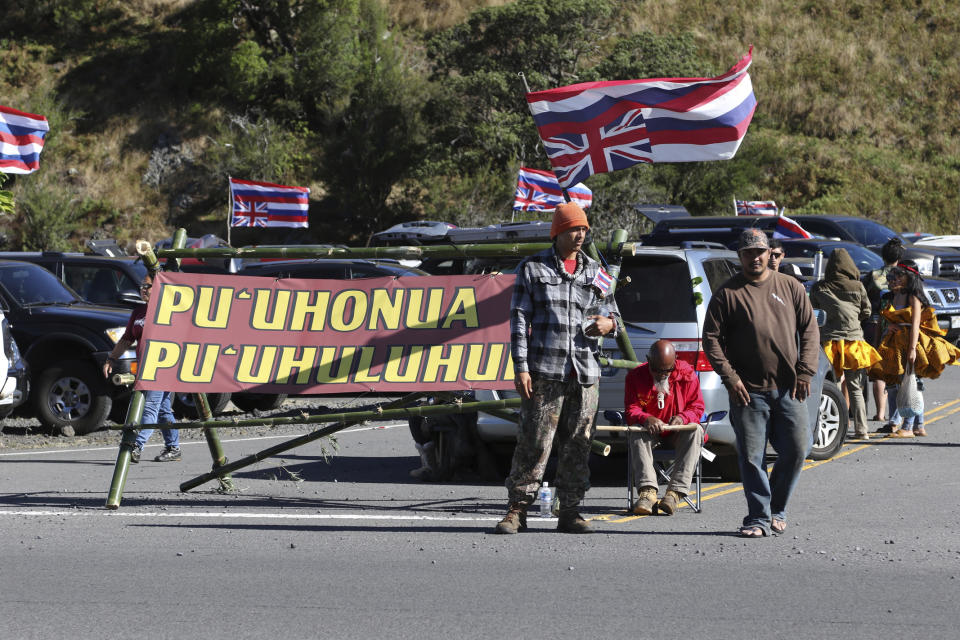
0,263,78,306
702,258,739,293
834,219,899,246
615,257,697,323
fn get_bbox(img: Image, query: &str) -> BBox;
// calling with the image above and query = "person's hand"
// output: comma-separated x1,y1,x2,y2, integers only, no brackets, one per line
102,360,113,379
668,415,684,426
908,346,917,364
793,380,810,402
585,315,615,337
728,380,750,406
644,416,664,435
515,371,533,400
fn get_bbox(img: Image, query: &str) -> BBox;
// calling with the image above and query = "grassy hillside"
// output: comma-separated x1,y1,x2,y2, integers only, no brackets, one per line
1,0,957,251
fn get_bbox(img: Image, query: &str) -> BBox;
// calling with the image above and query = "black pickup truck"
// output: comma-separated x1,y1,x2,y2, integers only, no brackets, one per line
0,260,136,434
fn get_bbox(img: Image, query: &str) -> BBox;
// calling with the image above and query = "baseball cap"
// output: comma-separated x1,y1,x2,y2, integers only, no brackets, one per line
738,228,769,251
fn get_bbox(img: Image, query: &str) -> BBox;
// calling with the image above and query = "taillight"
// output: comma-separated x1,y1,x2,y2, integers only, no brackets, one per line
668,338,713,372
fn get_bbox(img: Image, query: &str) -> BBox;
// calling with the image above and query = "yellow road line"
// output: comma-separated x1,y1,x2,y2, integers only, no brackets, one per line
923,404,960,425
922,398,960,417
590,400,960,524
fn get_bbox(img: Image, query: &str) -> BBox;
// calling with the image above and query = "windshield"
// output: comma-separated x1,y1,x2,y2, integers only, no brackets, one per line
834,219,899,247
0,263,79,306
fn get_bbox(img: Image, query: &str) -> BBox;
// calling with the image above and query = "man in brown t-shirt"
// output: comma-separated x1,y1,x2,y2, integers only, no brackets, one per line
702,228,819,538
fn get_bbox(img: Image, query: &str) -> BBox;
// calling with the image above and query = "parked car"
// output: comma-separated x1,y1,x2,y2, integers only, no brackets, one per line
0,261,136,434
902,232,934,244
370,221,458,246
779,240,960,343
787,215,960,281
0,308,29,419
0,252,149,310
470,245,848,469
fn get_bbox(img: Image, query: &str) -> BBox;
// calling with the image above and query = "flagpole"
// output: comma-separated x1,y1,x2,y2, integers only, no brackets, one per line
226,175,232,247
519,71,571,205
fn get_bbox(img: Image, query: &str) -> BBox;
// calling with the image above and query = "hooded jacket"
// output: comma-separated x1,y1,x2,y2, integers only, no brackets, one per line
624,359,704,428
810,248,871,342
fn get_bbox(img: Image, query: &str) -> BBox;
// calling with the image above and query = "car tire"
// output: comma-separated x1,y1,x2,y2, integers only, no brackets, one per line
33,360,112,435
808,379,847,460
173,392,231,419
230,392,287,413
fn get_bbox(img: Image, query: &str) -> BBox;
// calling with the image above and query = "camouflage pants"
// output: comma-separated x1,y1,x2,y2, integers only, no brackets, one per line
505,374,598,509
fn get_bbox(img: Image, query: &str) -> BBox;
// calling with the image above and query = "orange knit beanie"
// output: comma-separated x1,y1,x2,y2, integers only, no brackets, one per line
551,202,590,239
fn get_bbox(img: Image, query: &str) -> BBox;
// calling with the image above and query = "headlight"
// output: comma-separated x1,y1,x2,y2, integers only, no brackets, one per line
105,326,126,344
8,336,22,365
914,258,934,276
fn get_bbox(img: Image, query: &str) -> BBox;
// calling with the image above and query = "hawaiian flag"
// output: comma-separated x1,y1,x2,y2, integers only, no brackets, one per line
513,167,592,211
591,268,614,296
0,105,49,175
773,215,813,239
735,200,778,216
229,178,309,228
525,49,756,188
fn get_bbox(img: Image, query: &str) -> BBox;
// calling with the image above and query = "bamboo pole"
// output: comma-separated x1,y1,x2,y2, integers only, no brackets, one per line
595,424,700,433
109,396,523,431
105,390,145,509
146,232,638,262
179,392,429,491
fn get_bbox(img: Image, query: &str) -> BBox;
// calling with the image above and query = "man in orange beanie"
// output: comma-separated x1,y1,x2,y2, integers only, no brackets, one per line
495,201,619,535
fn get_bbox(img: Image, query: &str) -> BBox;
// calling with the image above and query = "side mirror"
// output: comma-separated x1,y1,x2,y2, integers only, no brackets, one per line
119,291,145,305
814,308,827,327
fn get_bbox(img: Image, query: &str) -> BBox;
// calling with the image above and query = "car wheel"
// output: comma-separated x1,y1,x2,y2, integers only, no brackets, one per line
808,379,847,460
33,360,112,435
230,393,287,413
173,392,231,419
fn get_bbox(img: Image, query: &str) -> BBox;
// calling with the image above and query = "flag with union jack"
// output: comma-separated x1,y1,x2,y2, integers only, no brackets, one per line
229,178,309,228
0,105,49,175
735,200,778,216
513,167,592,211
773,215,812,239
525,49,756,188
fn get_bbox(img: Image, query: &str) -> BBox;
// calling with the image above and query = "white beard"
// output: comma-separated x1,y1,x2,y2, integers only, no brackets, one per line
653,376,670,410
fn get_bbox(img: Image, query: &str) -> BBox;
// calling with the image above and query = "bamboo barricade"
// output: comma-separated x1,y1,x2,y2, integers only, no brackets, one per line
104,228,644,507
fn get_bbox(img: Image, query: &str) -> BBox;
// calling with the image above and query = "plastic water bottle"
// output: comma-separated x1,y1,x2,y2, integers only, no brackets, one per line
538,482,554,518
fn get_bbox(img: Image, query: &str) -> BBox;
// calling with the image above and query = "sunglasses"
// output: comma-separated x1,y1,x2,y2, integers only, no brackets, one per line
140,284,152,290
650,365,675,374
770,252,784,258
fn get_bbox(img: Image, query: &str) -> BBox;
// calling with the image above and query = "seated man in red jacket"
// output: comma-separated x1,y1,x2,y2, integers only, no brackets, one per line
624,339,705,515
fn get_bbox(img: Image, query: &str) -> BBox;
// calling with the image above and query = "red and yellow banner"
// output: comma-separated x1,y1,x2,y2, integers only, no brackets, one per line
135,272,516,394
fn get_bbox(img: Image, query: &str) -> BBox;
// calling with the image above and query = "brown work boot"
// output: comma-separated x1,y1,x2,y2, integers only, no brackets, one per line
655,490,683,516
556,508,594,534
630,486,659,515
494,503,528,534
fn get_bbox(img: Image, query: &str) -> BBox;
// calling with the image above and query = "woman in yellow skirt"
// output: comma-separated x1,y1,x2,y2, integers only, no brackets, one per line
869,262,960,436
810,249,882,439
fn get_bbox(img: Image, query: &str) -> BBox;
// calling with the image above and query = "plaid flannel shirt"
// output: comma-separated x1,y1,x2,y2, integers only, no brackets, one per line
511,247,619,384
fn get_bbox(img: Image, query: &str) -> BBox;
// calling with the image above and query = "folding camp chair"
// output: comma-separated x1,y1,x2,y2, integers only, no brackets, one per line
600,410,725,514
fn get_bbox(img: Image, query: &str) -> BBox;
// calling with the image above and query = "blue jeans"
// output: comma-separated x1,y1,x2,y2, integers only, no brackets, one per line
886,383,924,429
730,388,813,533
135,390,179,449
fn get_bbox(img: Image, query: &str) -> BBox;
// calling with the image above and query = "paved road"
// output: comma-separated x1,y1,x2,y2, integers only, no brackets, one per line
3,370,960,639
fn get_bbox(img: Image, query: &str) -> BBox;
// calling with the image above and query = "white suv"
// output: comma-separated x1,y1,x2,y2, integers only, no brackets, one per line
472,245,847,468
0,309,28,419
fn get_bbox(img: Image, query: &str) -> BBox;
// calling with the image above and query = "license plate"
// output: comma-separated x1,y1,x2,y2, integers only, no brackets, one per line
951,316,960,329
